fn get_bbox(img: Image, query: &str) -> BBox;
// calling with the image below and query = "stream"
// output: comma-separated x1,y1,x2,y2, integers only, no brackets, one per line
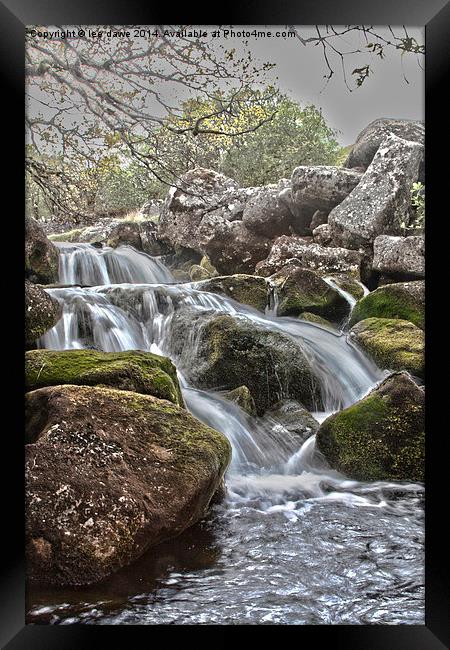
27,243,424,625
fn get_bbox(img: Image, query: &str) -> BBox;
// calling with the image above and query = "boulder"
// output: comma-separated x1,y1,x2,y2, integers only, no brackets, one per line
328,134,423,250
344,118,425,182
138,220,171,256
291,165,362,213
298,312,334,328
199,256,218,276
255,235,364,279
198,216,271,275
372,235,425,280
223,385,257,416
25,281,62,348
168,309,322,415
310,210,329,231
106,221,142,249
265,399,319,446
349,318,424,378
26,385,231,585
25,217,59,284
25,349,184,406
241,185,293,238
269,265,350,320
194,274,269,312
316,372,424,482
349,280,424,330
278,186,312,234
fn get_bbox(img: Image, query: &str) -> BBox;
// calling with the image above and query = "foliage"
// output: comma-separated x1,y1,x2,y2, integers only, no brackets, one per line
410,182,425,230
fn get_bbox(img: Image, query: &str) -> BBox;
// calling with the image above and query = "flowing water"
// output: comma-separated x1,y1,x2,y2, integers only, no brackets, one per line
27,243,424,625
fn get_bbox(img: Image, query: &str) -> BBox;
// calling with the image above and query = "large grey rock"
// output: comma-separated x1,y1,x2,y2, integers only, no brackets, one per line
345,118,425,181
328,134,423,250
25,217,60,284
242,184,293,238
255,235,364,278
372,235,425,279
291,166,363,213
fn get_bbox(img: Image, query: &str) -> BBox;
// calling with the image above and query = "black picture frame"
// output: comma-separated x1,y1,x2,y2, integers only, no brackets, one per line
2,1,448,646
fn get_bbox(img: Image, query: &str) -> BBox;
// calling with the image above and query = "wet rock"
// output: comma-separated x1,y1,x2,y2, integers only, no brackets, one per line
194,274,268,312
168,309,322,415
372,235,425,280
255,235,364,279
25,349,184,406
291,166,362,213
326,273,365,301
223,385,257,416
25,281,62,348
266,399,319,445
25,217,59,284
344,118,425,181
349,318,424,379
316,372,424,482
349,280,424,330
269,265,350,320
328,134,423,250
298,312,334,328
26,385,231,586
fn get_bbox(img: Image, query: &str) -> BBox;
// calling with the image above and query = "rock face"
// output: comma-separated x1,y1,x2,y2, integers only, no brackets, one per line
372,235,425,280
256,235,364,278
25,217,59,284
194,274,269,312
316,372,424,482
328,134,423,250
25,349,184,406
349,318,424,378
345,118,425,181
291,166,362,213
269,265,350,320
25,281,62,348
168,309,322,415
349,280,425,330
26,385,231,586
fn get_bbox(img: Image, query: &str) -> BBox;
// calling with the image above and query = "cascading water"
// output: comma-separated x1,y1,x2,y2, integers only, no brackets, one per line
29,242,424,625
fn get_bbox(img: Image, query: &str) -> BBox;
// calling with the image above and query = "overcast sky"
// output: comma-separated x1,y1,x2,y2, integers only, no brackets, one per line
228,26,424,145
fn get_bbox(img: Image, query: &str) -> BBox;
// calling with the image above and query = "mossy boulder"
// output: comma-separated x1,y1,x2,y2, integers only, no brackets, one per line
349,318,424,378
194,274,269,312
270,265,350,320
189,264,211,282
316,372,424,482
349,280,424,330
169,308,322,415
25,349,184,407
223,385,257,416
25,217,59,284
25,281,62,348
26,384,231,586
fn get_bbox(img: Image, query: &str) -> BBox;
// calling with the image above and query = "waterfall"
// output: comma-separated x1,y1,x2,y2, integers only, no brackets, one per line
30,242,424,626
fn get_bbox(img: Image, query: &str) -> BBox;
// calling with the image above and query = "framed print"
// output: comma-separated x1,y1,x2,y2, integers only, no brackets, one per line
1,0,448,646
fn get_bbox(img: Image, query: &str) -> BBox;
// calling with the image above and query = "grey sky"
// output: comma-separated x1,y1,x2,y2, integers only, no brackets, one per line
228,26,424,145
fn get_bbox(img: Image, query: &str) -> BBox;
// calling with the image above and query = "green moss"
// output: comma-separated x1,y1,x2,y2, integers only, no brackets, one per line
350,317,424,378
349,282,424,329
200,256,217,275
25,349,184,406
223,385,257,416
316,373,424,481
189,265,211,282
328,273,365,301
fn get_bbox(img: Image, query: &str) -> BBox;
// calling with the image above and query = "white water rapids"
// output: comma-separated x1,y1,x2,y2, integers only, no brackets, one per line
29,243,424,625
